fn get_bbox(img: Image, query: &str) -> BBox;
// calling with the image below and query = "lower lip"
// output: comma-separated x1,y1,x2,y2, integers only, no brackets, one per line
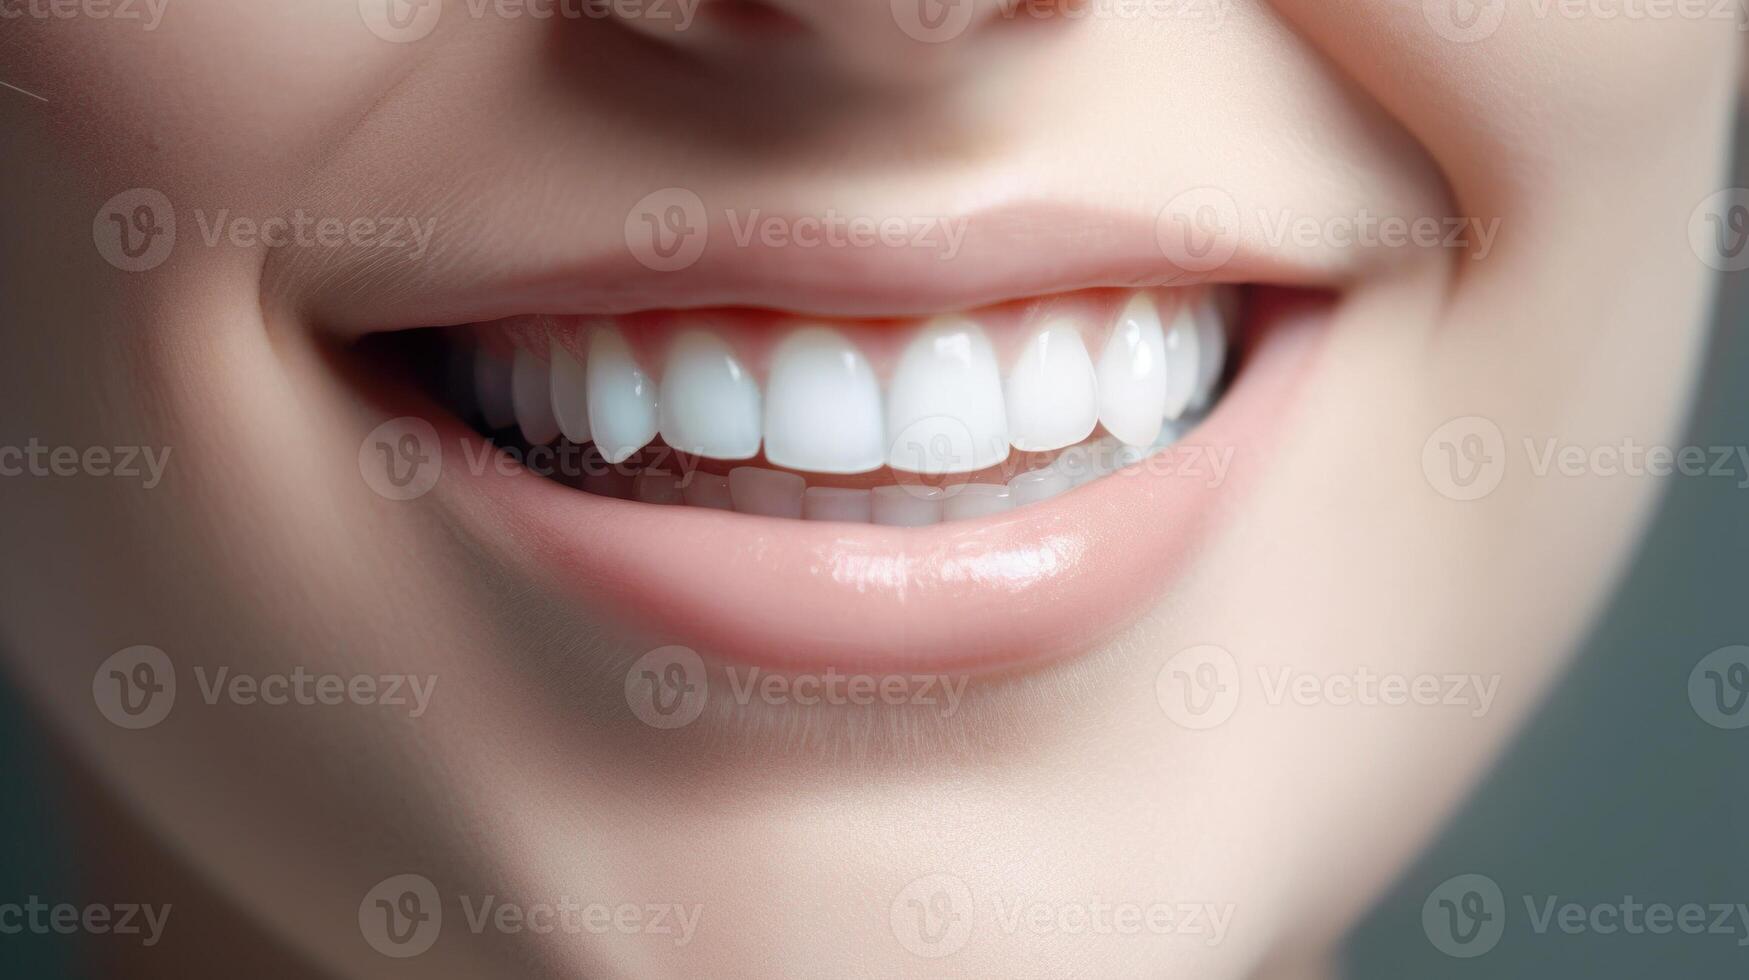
428,294,1327,675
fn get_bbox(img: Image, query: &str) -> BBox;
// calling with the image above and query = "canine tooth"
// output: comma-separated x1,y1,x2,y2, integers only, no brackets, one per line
512,349,560,445
729,466,805,518
634,471,685,505
1008,468,1073,506
473,349,515,431
802,487,873,523
764,328,885,474
887,317,1009,475
586,329,659,464
1096,294,1168,447
1006,323,1098,452
681,472,734,510
1162,304,1202,422
1189,293,1229,413
659,330,761,460
549,341,591,443
871,485,943,526
942,484,1012,522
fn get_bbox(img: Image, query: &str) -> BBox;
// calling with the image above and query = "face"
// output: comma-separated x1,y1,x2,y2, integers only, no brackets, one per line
0,0,1735,974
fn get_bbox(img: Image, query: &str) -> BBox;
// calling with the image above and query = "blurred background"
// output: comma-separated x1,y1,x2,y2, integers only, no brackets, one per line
4,148,1747,980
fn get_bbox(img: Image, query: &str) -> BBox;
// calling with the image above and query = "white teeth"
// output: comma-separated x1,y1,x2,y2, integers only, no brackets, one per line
586,329,659,464
634,471,685,505
1005,322,1098,453
681,472,734,510
511,349,561,445
1161,303,1202,422
1096,293,1168,448
549,341,591,444
729,466,805,518
658,330,761,460
1007,468,1073,506
764,328,886,475
1189,294,1229,413
887,317,1010,475
802,486,873,523
871,485,943,526
483,288,1234,518
473,350,516,431
942,484,1012,522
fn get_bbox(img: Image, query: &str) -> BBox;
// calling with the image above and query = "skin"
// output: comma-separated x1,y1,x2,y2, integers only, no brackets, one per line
0,1,1737,976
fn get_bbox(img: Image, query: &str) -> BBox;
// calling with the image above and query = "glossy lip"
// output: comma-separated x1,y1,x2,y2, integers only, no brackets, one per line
411,289,1329,675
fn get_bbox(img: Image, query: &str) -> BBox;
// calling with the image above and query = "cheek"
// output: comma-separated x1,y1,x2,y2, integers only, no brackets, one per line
5,1,415,209
1265,0,1739,213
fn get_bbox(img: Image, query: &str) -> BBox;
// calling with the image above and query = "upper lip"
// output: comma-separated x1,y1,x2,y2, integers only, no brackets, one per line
310,198,1347,336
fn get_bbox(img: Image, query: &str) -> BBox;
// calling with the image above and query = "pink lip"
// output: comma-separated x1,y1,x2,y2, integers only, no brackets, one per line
311,200,1346,335
419,291,1328,674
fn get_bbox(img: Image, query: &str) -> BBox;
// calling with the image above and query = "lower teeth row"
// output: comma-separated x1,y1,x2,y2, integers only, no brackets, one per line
472,418,1205,526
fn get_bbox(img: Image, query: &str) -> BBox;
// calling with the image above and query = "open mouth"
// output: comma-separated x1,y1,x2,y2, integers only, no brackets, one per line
333,192,1337,677
436,285,1235,523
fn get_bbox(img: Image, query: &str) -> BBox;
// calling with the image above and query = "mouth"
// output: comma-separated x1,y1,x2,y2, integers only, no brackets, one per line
354,274,1327,676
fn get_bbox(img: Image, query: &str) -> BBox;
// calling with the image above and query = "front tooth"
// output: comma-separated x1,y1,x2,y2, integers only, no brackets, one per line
1008,468,1073,506
871,485,943,526
887,317,1009,474
942,484,1013,522
1096,294,1168,447
549,341,591,443
586,329,659,464
658,330,761,460
729,466,805,518
764,328,885,474
512,348,560,445
1189,293,1229,413
681,472,734,511
1162,303,1202,422
634,471,685,505
473,349,515,431
802,487,873,523
1005,322,1098,452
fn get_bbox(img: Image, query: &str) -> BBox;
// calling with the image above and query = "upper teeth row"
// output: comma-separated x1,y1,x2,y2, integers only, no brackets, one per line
474,290,1229,476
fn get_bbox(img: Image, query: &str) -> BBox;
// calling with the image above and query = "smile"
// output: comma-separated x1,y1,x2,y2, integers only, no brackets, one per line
349,219,1331,674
